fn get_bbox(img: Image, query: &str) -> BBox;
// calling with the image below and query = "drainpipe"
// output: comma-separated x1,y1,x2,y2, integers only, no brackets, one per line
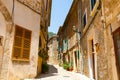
10,0,15,33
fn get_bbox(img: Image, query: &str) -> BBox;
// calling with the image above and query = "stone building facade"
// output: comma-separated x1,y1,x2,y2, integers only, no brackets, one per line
48,36,59,65
102,0,120,80
0,0,52,80
57,0,120,80
79,0,120,80
57,0,81,72
37,0,52,75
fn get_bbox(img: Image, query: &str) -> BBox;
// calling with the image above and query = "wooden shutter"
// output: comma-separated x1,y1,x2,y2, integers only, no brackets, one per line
12,25,31,61
22,30,31,59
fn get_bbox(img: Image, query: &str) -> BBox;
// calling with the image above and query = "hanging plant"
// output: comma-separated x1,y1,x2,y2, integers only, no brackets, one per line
38,50,44,57
38,49,49,60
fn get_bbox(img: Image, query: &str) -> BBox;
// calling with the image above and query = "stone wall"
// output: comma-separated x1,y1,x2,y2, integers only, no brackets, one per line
17,0,41,14
80,0,120,80
103,0,120,80
48,37,59,65
80,0,110,80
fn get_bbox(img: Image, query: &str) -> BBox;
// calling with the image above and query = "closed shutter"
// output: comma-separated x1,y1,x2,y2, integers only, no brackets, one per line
12,25,31,61
22,30,31,59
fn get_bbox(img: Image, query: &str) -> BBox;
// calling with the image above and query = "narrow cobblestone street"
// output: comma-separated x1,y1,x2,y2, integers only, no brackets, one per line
0,0,120,80
25,64,90,80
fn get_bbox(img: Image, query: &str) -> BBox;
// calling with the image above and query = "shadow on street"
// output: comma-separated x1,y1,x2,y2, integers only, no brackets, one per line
36,65,58,79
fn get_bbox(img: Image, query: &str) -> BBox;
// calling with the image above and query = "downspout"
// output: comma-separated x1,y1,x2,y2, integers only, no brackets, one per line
12,0,15,25
10,0,15,33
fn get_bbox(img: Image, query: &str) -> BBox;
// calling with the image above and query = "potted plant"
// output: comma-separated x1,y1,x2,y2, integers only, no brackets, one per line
42,63,49,73
63,62,70,71
69,66,73,71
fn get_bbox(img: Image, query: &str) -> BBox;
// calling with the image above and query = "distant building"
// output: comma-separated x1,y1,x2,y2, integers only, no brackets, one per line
0,0,52,80
57,0,80,72
48,32,56,39
48,36,59,65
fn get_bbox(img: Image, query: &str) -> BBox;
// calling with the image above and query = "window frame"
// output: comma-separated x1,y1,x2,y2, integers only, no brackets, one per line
113,27,120,79
90,0,96,11
83,9,87,28
0,36,3,46
90,0,100,16
12,25,32,61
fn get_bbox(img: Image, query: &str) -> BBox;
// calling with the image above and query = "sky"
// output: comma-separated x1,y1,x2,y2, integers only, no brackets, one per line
48,0,73,34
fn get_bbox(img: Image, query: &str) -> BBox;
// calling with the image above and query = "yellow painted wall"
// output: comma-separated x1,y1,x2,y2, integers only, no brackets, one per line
37,56,42,74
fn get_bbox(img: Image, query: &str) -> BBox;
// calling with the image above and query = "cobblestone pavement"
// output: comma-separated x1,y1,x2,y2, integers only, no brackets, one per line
25,65,90,80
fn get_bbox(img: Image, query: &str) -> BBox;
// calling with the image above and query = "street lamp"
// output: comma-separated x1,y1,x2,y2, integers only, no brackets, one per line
72,26,81,36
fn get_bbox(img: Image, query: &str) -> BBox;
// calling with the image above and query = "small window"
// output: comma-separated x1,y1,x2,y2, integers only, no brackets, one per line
39,37,42,47
12,25,32,61
83,11,87,27
0,37,2,46
46,0,48,11
90,0,96,11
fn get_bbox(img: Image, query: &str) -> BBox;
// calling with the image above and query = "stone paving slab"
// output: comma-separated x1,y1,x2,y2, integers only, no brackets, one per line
25,65,90,80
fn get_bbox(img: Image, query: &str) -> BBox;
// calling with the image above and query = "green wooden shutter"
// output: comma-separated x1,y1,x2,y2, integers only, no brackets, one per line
78,50,80,59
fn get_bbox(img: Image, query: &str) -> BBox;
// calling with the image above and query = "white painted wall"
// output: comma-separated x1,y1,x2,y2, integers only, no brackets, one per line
2,0,40,79
0,12,6,45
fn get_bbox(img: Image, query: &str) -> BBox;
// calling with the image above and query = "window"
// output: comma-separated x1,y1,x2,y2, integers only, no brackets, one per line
83,11,87,27
90,0,96,11
12,26,32,61
46,0,48,11
39,37,42,47
0,38,2,46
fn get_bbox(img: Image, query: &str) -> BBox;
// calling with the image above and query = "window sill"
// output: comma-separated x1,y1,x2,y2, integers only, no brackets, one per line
83,23,89,33
90,0,100,17
12,58,30,62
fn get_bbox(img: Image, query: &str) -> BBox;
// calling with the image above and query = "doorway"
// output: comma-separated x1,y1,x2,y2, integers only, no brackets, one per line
74,51,77,67
0,36,3,73
89,39,96,79
113,27,120,79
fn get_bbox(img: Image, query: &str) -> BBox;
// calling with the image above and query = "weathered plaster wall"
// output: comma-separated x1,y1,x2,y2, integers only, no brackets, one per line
80,0,109,80
0,0,40,79
0,12,6,38
48,37,59,65
103,0,120,80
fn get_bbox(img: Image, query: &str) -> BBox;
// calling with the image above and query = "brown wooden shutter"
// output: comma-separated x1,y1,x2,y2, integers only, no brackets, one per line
12,25,31,61
22,30,31,59
12,26,23,59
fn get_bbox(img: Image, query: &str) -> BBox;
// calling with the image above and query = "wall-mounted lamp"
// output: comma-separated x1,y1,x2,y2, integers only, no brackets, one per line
72,26,81,37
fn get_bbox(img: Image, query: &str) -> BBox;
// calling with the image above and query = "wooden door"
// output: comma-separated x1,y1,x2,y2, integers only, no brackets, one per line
0,37,3,72
91,40,95,79
74,51,77,67
113,27,120,79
